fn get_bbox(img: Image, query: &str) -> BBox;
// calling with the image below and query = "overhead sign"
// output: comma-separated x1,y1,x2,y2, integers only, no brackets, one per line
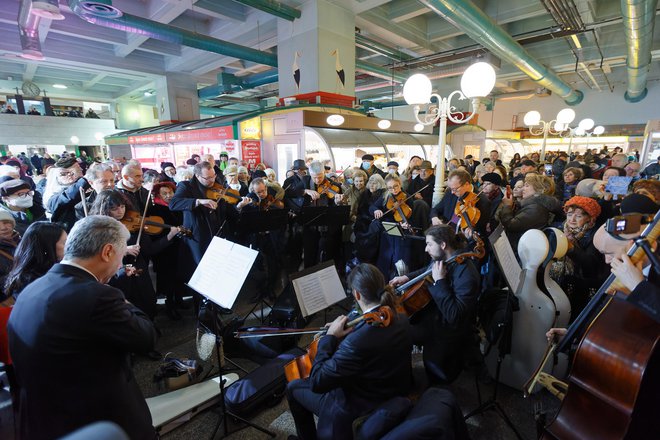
239,117,261,140
128,126,234,145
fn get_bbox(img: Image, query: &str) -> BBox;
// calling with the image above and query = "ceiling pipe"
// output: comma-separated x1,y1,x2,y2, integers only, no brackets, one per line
200,106,252,117
18,0,64,60
67,0,278,67
355,60,408,83
355,34,413,61
418,0,583,106
230,0,301,21
198,70,278,99
621,0,658,102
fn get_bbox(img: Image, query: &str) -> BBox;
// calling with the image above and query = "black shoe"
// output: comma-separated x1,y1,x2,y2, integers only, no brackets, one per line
146,350,162,361
167,308,182,321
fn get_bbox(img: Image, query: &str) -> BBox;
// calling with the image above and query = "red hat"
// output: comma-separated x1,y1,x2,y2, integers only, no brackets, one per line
563,196,601,219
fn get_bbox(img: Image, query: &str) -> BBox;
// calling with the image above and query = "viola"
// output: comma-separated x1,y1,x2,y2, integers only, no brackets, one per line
454,191,481,231
121,210,192,237
282,306,394,382
205,183,242,205
259,194,284,211
386,191,412,223
395,238,485,317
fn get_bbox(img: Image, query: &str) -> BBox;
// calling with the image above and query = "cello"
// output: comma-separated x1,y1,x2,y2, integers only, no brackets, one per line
531,210,660,439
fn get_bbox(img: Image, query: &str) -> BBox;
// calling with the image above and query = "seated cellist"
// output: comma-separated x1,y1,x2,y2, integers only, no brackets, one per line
286,263,412,440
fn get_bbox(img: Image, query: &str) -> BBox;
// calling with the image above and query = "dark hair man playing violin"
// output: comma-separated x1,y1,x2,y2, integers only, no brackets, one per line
169,162,238,300
287,263,412,440
390,224,480,384
430,169,490,238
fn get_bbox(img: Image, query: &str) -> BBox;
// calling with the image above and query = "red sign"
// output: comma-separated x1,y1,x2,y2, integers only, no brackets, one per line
128,126,234,145
240,140,261,171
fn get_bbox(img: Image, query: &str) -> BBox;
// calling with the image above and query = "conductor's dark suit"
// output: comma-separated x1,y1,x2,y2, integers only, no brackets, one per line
286,311,412,440
7,264,157,440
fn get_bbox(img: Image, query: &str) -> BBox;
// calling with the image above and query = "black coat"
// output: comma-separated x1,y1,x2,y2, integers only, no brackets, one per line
309,311,412,439
47,177,90,231
169,177,237,274
8,264,157,440
430,191,491,238
410,175,434,207
283,173,310,212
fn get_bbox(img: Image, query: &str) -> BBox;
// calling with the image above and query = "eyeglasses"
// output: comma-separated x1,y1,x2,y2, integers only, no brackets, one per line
13,191,34,199
199,174,216,181
59,171,75,177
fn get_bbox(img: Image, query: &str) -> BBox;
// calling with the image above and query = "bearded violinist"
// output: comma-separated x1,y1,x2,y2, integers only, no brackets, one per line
287,263,411,440
430,170,490,238
390,225,480,384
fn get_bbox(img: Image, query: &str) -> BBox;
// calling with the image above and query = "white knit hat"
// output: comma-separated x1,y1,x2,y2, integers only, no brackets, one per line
0,210,16,225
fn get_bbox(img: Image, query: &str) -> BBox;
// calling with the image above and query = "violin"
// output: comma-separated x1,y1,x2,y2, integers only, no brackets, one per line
454,191,481,231
120,210,192,237
316,179,341,199
283,306,394,382
386,191,412,223
205,182,242,205
259,194,284,211
395,236,485,317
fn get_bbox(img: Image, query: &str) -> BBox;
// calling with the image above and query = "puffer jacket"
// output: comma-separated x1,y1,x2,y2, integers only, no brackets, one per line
498,193,562,253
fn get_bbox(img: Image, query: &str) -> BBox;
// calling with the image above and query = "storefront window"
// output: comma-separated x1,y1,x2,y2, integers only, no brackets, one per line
304,129,333,169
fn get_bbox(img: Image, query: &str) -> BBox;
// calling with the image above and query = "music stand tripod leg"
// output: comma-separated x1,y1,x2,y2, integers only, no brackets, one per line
207,302,276,439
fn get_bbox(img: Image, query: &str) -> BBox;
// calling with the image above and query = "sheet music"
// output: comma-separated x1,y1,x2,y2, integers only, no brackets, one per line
291,262,345,317
188,237,258,308
490,226,522,293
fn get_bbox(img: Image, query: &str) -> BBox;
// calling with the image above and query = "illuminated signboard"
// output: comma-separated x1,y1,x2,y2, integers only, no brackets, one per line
239,117,261,140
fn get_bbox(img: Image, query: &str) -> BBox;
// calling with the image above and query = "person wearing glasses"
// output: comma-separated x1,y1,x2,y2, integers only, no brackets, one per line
0,179,46,236
43,156,88,232
169,162,239,307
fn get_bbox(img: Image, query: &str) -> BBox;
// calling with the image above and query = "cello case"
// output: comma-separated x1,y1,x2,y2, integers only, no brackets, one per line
486,229,570,391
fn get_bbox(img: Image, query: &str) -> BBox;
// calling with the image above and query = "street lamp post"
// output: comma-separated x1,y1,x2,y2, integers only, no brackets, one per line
524,109,576,162
560,118,605,156
403,62,496,206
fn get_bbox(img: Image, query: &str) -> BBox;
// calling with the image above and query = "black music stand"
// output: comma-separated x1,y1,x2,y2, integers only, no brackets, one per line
237,209,289,323
301,205,351,227
382,221,425,241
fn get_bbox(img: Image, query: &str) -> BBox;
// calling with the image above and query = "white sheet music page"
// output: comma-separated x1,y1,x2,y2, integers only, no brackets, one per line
291,262,345,317
188,237,258,309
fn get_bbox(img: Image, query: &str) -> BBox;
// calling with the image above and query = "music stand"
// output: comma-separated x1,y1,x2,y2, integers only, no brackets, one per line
382,221,425,241
236,209,289,322
300,205,351,227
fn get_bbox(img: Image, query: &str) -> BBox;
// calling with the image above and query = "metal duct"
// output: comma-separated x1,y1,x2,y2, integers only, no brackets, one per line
419,0,583,106
355,60,408,83
198,70,279,99
18,0,64,60
621,0,658,102
67,0,278,67
231,0,301,21
355,34,413,61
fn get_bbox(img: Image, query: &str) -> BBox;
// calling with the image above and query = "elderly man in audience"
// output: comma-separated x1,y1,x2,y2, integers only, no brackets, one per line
8,216,157,440
0,179,45,235
74,163,115,220
44,156,88,231
116,162,150,213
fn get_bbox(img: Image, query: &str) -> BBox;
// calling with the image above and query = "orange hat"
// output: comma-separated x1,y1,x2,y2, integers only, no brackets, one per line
563,196,601,219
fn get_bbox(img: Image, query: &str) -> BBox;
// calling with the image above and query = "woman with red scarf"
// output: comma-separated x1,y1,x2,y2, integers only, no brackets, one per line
151,182,187,319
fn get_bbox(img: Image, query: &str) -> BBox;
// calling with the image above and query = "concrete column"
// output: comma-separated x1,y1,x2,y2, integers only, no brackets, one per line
277,0,355,105
155,73,200,124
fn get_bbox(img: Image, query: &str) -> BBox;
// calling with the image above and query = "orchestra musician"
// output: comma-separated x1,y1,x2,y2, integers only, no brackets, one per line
236,177,285,299
430,169,490,238
169,162,238,300
285,160,344,269
115,163,151,213
390,224,480,384
286,263,412,440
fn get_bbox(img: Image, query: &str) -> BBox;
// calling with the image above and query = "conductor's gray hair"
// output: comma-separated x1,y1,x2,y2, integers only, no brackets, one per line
308,161,324,175
64,215,129,260
85,163,112,181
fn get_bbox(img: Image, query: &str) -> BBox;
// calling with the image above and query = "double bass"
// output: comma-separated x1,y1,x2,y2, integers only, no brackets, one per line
533,211,660,439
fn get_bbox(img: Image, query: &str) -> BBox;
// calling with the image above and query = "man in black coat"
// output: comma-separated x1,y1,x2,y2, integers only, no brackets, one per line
115,162,151,213
390,224,480,384
430,169,490,238
360,154,386,179
409,160,435,207
169,161,239,279
287,263,412,440
8,216,157,440
47,156,89,232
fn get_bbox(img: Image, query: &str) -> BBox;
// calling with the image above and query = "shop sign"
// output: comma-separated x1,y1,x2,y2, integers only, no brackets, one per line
128,126,233,145
240,141,261,170
239,117,261,140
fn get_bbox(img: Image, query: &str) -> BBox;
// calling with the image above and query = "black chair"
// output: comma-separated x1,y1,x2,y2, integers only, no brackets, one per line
464,288,524,440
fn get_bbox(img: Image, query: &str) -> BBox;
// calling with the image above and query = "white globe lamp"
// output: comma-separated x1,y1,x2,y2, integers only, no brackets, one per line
461,62,496,98
579,118,595,130
524,110,541,126
593,125,605,135
403,74,432,105
556,108,576,125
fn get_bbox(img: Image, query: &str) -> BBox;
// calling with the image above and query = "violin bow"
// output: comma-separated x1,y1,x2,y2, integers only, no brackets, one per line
79,186,88,217
380,183,430,218
135,188,152,245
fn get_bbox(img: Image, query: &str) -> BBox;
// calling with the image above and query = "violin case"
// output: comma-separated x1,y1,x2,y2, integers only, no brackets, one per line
224,347,304,417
